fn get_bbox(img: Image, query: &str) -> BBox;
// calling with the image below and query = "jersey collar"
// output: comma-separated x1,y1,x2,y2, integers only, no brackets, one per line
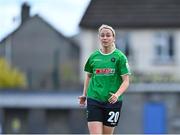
99,48,116,55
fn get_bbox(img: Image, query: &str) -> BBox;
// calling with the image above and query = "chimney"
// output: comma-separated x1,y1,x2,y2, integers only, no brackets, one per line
21,2,30,24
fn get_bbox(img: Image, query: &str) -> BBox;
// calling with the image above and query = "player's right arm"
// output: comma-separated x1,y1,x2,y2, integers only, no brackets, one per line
78,73,91,106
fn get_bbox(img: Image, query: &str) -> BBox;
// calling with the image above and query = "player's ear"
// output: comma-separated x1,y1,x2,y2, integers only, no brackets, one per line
113,38,115,42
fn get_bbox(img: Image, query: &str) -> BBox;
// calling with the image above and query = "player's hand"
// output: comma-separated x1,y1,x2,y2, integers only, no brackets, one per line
78,95,87,107
108,92,119,104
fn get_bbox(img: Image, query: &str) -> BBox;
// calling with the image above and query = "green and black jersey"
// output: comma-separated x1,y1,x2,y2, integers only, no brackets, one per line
84,48,131,102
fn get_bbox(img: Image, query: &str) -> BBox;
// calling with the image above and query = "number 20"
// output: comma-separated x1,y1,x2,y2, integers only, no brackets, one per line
107,111,119,123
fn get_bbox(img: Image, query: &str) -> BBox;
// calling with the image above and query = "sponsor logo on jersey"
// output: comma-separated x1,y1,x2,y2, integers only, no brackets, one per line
95,68,115,74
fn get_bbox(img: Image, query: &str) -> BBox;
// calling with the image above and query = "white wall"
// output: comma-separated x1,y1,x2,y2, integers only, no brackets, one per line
131,29,180,75
78,29,98,82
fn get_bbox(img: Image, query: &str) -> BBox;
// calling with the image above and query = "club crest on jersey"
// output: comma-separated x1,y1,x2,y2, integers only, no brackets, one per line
95,68,115,75
111,57,116,62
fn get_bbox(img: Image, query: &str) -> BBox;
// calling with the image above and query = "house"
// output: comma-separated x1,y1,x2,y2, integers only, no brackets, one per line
79,0,180,83
77,0,180,133
0,2,85,134
0,3,80,90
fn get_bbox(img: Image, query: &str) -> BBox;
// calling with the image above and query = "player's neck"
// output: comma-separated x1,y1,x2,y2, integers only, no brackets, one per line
101,46,115,54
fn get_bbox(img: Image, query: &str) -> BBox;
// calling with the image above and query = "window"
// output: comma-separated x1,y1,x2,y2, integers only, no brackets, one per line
116,32,132,59
4,109,28,134
154,32,174,63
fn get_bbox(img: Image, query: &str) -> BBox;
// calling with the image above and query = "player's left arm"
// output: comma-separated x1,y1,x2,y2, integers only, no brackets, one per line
115,74,129,97
108,74,129,104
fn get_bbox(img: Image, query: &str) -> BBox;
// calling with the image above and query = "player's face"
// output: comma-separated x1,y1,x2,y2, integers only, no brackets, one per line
99,28,115,47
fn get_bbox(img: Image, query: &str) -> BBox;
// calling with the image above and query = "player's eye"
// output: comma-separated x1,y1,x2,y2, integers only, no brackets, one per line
106,34,112,37
100,34,105,37
100,33,112,38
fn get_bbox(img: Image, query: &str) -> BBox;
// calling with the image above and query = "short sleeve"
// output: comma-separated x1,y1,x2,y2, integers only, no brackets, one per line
84,57,93,73
118,55,131,76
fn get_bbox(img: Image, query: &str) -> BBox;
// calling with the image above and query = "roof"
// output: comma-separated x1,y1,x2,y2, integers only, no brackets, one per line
80,0,180,29
0,15,77,47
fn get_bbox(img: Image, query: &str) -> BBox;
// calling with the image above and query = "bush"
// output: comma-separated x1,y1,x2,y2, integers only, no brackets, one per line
0,57,27,89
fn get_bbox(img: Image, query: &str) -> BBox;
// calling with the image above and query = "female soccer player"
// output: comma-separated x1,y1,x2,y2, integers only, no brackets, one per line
79,24,131,134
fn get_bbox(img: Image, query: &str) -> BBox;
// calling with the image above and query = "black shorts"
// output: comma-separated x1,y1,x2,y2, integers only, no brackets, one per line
87,98,123,127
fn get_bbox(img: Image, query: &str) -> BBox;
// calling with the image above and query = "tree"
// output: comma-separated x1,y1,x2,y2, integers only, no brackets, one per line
0,57,27,89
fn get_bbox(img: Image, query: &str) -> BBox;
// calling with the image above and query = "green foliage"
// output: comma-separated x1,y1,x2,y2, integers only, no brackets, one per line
0,57,27,89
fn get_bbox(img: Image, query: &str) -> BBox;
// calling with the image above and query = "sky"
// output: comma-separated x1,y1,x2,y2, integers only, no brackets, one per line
0,0,91,40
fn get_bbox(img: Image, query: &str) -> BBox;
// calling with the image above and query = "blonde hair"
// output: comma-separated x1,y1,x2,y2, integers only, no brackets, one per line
98,24,116,49
98,24,116,37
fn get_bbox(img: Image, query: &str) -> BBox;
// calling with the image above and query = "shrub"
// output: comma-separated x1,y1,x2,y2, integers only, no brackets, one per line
0,57,27,89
